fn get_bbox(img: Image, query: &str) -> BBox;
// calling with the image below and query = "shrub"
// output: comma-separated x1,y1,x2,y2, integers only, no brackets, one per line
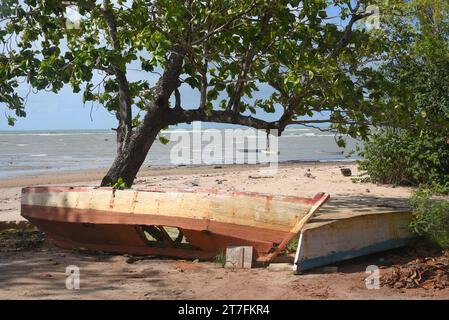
358,129,449,194
410,189,449,249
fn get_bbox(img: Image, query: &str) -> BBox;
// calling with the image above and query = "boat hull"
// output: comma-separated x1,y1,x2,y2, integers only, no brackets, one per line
21,187,329,261
294,210,415,272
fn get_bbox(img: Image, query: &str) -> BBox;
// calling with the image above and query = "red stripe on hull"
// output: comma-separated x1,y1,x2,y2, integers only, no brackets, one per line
21,204,289,244
27,217,280,260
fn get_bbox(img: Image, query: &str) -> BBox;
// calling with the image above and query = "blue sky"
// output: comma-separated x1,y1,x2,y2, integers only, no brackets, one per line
1,2,350,131
0,88,117,131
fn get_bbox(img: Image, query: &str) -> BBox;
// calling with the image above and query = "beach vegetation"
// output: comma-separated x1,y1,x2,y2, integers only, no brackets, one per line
111,177,128,190
359,129,449,194
410,189,449,249
358,0,449,193
214,250,226,267
358,0,449,243
286,237,299,253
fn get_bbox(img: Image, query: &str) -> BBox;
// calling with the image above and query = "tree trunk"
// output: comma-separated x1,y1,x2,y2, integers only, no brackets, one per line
101,107,168,187
101,45,186,187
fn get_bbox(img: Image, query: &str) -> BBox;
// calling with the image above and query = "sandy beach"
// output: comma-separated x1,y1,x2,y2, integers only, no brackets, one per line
3,161,449,299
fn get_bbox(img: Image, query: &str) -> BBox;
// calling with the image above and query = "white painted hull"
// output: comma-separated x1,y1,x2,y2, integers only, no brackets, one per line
294,211,415,272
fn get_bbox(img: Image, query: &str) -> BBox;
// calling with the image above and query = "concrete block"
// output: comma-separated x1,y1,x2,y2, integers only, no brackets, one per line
225,246,253,269
268,263,295,272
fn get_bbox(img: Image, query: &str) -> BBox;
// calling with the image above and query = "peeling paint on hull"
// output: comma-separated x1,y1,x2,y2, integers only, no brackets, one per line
21,186,329,262
294,210,415,272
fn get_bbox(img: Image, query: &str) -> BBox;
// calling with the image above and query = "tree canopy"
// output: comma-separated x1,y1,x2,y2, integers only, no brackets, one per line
374,0,449,131
1,1,391,131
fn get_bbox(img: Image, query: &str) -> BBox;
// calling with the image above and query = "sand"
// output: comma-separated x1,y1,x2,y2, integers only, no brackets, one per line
1,162,448,299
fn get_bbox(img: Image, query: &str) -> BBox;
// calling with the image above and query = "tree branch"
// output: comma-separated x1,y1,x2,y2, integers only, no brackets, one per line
326,1,375,58
99,0,133,150
191,1,258,45
227,10,272,113
58,0,133,149
166,108,282,131
164,106,367,134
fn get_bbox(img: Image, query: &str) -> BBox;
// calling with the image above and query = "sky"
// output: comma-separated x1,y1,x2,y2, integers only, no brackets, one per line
0,2,353,131
0,88,118,131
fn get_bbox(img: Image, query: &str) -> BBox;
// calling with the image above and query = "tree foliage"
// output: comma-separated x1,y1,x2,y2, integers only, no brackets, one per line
358,0,449,192
359,129,449,193
375,0,449,129
410,189,449,249
1,1,393,132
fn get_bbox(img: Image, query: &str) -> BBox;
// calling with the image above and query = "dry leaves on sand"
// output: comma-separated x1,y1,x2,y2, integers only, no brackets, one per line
382,252,449,290
0,229,45,252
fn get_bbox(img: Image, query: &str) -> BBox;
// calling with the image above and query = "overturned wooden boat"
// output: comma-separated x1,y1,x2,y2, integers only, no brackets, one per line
21,187,329,262
294,197,415,272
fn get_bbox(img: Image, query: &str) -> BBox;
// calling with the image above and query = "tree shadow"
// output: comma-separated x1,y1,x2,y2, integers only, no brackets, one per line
0,246,169,299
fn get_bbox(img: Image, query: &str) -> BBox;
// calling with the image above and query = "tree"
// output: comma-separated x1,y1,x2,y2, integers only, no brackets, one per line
1,0,395,186
357,0,449,193
374,0,449,130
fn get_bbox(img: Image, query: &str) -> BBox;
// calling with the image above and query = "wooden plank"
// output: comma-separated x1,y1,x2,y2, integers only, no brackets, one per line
257,193,330,262
225,246,253,269
50,237,217,260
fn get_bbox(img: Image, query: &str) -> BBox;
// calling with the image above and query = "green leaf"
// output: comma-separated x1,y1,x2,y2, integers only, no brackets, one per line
158,135,170,145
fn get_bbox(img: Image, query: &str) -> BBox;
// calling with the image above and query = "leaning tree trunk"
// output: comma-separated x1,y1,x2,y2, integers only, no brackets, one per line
101,46,186,187
100,107,168,187
100,128,159,188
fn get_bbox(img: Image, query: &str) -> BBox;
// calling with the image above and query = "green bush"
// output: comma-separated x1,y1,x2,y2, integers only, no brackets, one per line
358,129,449,194
410,189,449,249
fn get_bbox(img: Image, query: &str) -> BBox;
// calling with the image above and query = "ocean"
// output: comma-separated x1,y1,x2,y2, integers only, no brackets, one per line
0,127,362,179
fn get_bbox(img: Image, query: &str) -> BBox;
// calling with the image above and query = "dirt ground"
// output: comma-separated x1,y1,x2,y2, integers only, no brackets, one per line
0,230,448,300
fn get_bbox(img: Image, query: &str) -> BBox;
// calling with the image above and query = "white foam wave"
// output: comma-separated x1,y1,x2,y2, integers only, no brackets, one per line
30,154,48,157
